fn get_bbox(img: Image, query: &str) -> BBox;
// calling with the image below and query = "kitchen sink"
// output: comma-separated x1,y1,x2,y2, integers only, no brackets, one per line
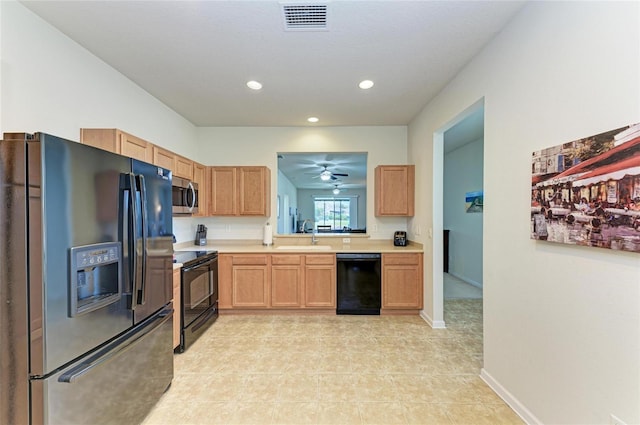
275,245,332,250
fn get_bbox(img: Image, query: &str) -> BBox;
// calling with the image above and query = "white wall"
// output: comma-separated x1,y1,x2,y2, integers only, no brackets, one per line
444,137,483,287
0,1,197,157
409,2,640,424
188,126,409,243
277,170,297,234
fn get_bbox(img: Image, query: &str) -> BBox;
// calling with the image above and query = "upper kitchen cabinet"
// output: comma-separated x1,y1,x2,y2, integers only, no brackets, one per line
375,165,415,216
152,145,175,171
209,166,270,216
80,128,151,163
192,162,207,216
173,154,193,180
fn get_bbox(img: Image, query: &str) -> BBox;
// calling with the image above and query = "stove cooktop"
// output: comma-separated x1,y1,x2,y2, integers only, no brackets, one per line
173,250,218,266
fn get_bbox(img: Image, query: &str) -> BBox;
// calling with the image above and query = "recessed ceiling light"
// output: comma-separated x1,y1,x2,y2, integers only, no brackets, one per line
359,80,374,90
307,117,319,123
246,80,262,90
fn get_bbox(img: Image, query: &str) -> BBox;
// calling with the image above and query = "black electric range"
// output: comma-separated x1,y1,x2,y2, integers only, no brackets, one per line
173,249,218,353
174,249,218,267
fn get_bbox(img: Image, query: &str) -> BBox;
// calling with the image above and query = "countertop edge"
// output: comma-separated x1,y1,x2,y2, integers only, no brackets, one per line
174,239,423,254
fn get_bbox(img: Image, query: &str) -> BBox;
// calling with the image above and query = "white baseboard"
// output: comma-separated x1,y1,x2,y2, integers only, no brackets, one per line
448,271,483,289
480,368,541,425
420,310,447,329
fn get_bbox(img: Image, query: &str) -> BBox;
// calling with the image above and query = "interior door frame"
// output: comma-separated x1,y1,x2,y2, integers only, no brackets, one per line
432,97,484,328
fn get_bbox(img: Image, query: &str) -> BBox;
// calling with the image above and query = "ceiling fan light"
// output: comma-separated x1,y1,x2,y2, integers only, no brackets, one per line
333,187,340,194
320,170,332,180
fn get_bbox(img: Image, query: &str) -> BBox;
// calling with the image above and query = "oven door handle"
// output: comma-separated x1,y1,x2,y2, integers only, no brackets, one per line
181,257,217,273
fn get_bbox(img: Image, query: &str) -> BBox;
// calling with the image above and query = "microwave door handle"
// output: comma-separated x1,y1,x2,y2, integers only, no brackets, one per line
187,181,196,212
138,174,148,305
128,173,140,311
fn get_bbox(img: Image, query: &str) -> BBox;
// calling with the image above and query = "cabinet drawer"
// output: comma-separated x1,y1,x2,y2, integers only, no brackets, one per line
305,254,335,265
383,253,420,265
271,255,302,265
231,255,268,265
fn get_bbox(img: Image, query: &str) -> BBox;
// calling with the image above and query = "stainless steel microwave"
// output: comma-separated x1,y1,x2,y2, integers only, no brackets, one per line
172,176,198,215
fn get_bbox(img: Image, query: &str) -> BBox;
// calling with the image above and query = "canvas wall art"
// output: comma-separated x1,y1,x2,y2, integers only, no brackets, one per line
465,191,483,213
531,123,640,253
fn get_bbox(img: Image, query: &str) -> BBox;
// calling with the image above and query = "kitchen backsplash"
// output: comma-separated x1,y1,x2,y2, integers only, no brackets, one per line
172,216,266,243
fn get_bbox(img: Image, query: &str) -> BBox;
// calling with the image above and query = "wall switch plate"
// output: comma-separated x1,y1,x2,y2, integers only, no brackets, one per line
225,224,231,233
342,238,351,243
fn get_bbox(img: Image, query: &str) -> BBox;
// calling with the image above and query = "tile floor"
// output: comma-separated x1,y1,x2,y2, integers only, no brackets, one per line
142,300,523,425
443,274,483,300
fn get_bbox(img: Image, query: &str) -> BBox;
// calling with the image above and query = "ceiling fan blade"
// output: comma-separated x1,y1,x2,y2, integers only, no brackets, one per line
332,172,349,177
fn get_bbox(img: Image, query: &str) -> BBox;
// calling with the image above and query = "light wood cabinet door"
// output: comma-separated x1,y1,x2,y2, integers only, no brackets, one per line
172,267,181,349
271,255,303,308
229,255,270,308
208,166,270,216
238,166,270,216
80,128,151,162
174,154,193,179
375,165,415,216
80,128,119,153
119,132,151,162
209,167,237,215
304,255,336,308
152,146,175,171
192,162,207,216
382,253,423,310
232,266,269,307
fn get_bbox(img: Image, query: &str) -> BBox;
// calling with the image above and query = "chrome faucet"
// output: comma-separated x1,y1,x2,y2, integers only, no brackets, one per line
301,219,318,244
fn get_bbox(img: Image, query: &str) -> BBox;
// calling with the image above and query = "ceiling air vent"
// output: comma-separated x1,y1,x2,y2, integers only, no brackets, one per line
282,3,328,31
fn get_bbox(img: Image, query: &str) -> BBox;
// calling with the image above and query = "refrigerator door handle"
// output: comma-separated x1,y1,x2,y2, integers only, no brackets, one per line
128,173,141,311
58,307,172,384
187,181,195,212
138,174,148,305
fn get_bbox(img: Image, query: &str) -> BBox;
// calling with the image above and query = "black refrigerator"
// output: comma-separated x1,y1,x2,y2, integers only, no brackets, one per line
0,132,174,424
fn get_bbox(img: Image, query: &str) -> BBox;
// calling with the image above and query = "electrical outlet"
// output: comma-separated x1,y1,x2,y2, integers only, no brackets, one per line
610,414,626,425
373,224,378,232
342,238,351,243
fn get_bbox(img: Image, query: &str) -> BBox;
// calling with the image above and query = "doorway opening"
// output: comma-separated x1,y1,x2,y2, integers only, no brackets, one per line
433,98,485,327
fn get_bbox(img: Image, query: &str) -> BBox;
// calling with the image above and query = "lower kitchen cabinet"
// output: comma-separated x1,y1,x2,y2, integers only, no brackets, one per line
172,267,181,349
271,255,303,308
304,254,336,308
218,253,337,311
219,254,270,308
382,253,423,310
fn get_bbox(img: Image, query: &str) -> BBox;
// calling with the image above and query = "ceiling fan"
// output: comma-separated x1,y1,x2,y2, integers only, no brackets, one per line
316,165,349,181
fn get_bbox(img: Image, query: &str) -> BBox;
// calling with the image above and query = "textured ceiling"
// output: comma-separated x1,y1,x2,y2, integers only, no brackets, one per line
21,0,525,127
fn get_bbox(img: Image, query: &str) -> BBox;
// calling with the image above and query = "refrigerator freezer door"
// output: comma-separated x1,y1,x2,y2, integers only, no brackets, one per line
130,160,173,325
31,306,173,425
37,135,133,376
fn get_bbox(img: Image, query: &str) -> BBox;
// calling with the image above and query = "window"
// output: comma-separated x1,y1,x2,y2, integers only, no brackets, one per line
313,197,354,230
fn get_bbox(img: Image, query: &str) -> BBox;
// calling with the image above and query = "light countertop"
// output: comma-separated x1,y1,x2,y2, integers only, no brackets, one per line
173,238,423,254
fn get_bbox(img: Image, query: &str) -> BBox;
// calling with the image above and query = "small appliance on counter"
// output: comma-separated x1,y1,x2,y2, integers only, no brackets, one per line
194,224,207,246
393,231,408,246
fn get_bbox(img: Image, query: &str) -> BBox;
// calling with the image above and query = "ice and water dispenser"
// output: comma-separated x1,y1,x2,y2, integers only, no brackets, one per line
69,242,122,317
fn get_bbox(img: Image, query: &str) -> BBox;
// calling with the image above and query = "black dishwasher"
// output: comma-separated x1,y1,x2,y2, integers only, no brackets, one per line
336,253,381,315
